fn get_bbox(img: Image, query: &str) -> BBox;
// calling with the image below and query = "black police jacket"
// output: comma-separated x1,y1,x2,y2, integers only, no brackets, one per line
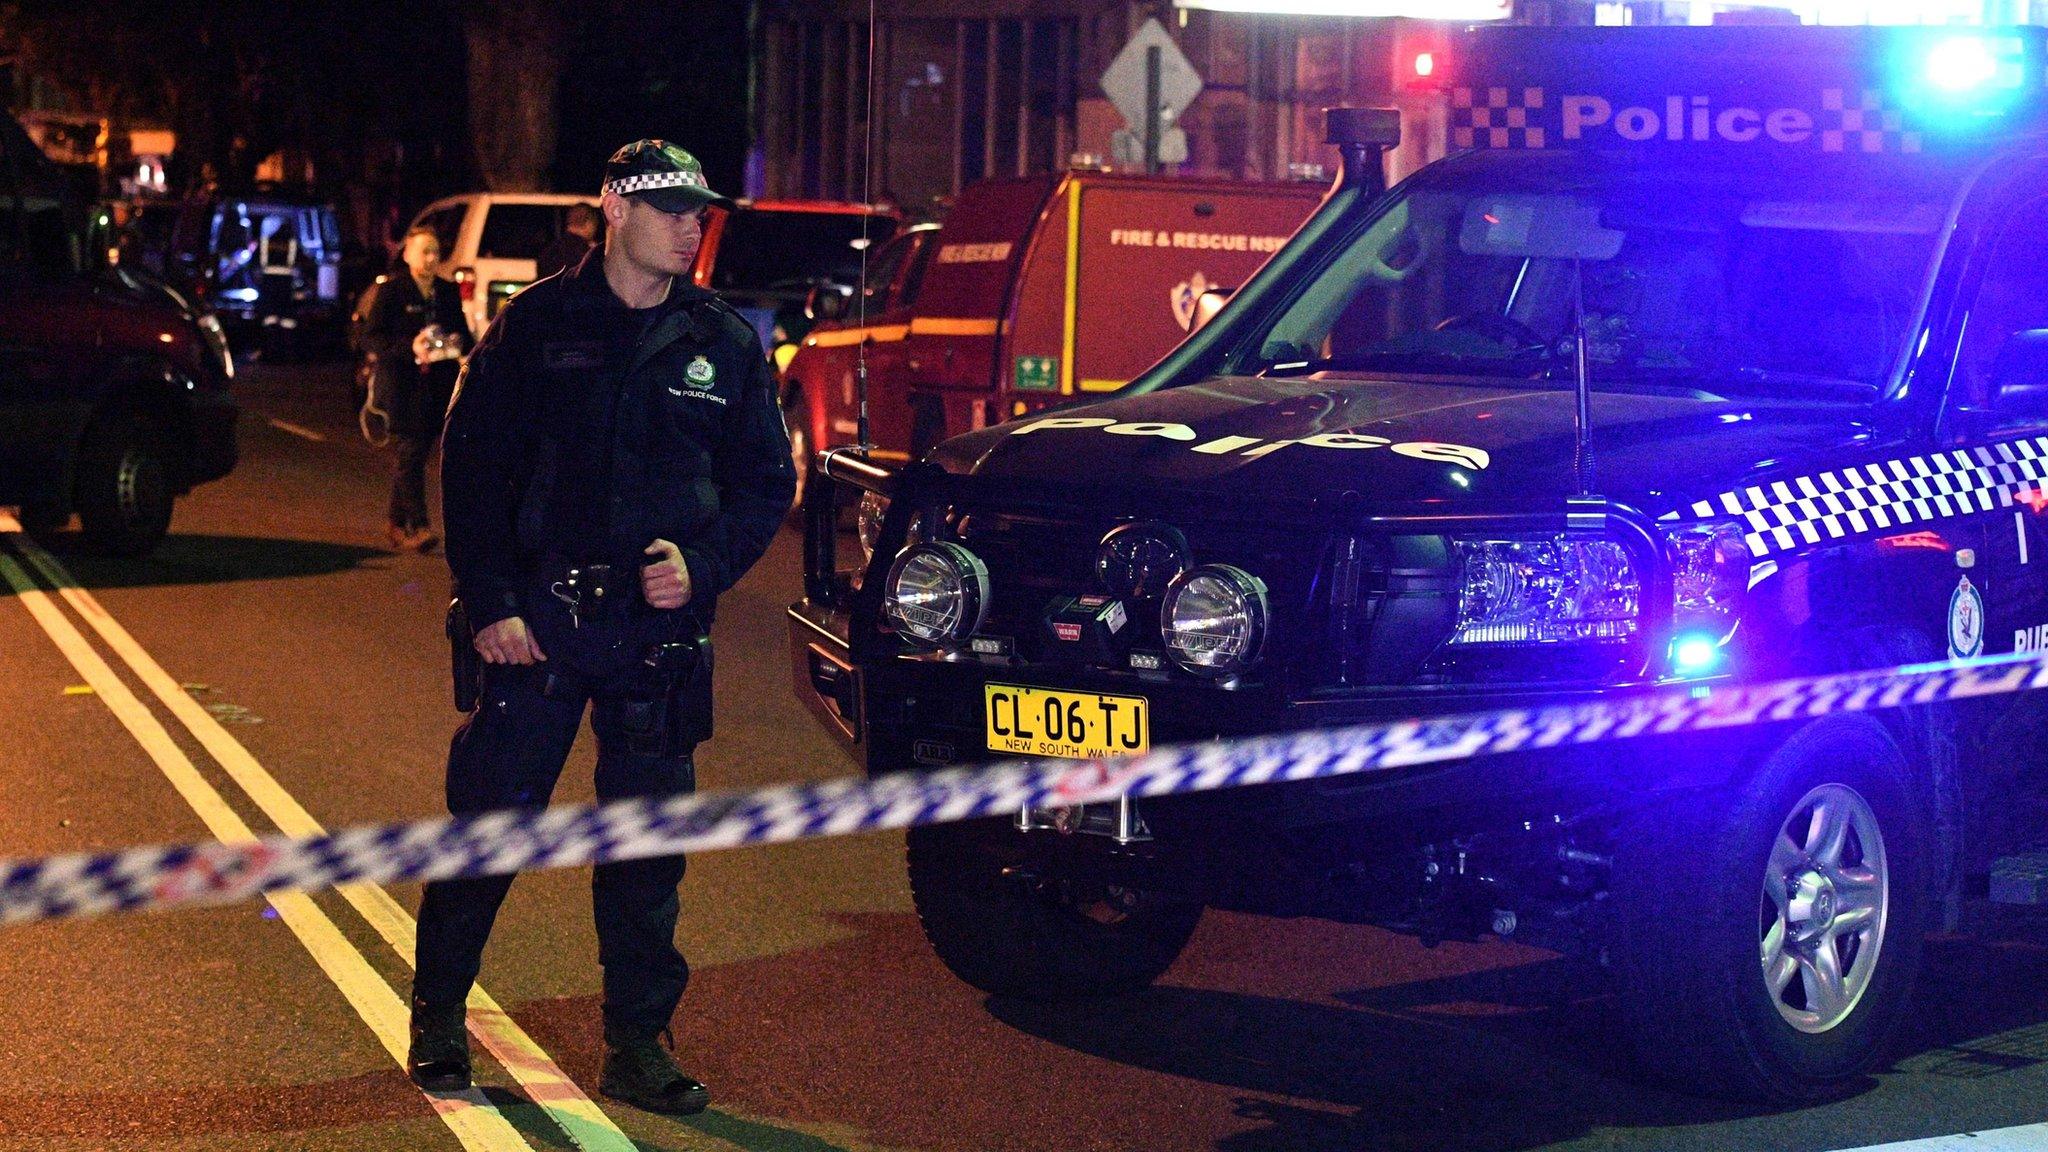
362,272,469,438
441,254,796,634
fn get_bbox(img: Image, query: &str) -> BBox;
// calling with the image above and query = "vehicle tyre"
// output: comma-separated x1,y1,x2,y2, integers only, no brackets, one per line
75,408,175,557
907,818,1203,1000
1609,715,1929,1102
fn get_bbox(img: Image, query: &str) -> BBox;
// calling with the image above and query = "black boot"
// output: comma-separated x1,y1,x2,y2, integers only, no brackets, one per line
599,1028,709,1115
407,999,472,1092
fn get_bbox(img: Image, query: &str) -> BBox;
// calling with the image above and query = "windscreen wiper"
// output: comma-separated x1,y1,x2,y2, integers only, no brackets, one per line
1262,353,1546,379
1723,367,1879,400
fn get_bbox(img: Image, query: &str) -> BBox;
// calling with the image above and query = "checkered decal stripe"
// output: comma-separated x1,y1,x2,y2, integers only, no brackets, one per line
1685,436,2048,558
1822,88,1923,155
1445,86,1922,155
7,647,2048,926
1452,86,1547,150
602,170,707,196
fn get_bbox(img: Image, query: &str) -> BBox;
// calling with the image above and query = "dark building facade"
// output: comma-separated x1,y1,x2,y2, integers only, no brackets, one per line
754,1,2048,216
752,2,1447,215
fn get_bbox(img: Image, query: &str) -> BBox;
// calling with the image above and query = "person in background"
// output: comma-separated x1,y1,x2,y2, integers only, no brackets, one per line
362,225,469,551
534,202,602,282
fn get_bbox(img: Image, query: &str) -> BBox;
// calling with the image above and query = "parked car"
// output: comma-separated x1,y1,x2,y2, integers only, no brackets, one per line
791,23,2048,1102
408,193,601,338
780,173,1323,502
120,194,345,353
1,132,237,555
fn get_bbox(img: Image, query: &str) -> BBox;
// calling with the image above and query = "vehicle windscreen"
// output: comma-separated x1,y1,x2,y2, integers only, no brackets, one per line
477,204,562,260
709,209,895,294
1248,152,1956,400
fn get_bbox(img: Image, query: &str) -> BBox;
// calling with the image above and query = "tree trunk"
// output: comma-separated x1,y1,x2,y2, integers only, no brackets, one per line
461,0,565,192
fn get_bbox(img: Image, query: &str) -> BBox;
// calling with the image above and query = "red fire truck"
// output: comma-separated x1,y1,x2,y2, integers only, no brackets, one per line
779,172,1325,498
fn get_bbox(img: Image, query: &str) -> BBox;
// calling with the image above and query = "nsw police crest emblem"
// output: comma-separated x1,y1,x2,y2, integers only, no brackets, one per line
686,355,716,385
1949,575,1984,660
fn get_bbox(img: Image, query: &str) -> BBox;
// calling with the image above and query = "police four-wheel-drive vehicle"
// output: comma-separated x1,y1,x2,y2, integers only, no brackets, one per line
788,25,2048,1101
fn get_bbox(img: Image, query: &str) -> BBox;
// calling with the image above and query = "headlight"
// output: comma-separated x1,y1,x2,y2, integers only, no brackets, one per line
884,541,990,646
197,312,234,380
857,491,930,570
857,491,889,565
1452,536,1639,645
1664,521,1751,674
1667,521,1750,632
1161,564,1269,676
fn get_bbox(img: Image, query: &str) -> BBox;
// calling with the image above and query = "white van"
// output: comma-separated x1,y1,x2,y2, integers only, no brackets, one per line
408,193,600,338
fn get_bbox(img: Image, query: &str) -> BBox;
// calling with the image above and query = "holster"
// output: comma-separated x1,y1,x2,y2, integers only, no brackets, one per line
619,628,714,758
446,597,481,713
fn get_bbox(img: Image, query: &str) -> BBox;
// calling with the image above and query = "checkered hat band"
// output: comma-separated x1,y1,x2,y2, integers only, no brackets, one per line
603,170,706,197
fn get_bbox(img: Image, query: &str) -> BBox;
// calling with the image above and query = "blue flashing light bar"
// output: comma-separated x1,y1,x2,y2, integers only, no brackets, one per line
1895,32,2034,126
1924,36,2003,93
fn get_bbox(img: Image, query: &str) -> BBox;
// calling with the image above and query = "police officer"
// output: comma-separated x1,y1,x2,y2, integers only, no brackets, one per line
535,202,602,282
407,141,794,1115
362,225,469,551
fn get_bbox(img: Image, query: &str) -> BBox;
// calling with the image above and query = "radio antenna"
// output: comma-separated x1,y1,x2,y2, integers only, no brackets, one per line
1571,258,1593,495
855,0,878,452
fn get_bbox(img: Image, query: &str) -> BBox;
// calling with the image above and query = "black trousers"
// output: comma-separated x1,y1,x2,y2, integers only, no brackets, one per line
412,662,696,1040
388,433,436,534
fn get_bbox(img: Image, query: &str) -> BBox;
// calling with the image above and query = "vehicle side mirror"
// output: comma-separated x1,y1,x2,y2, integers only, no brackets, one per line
1991,329,2048,420
1192,288,1233,332
806,281,853,323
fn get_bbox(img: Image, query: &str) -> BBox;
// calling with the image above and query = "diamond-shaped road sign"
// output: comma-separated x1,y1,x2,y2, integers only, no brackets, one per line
1100,18,1203,135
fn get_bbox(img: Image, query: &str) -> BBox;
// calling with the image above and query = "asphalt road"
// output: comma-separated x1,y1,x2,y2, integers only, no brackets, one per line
0,359,2044,1152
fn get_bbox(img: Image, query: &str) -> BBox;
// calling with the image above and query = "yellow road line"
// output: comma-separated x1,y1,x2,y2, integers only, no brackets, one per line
4,526,638,1152
0,547,532,1152
265,417,327,442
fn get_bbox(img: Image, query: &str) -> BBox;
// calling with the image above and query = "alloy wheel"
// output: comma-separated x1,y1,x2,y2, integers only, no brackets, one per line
1759,782,1889,1034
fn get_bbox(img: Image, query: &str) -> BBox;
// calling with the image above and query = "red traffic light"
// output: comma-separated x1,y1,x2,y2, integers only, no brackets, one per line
1392,22,1448,90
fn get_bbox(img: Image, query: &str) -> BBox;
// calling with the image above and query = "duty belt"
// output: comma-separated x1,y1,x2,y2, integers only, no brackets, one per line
547,561,623,628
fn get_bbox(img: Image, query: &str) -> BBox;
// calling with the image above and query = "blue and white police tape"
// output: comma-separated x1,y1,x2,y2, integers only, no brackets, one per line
5,648,2046,926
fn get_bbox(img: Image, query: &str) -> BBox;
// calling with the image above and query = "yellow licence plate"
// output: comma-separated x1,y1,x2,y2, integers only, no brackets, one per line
985,684,1150,759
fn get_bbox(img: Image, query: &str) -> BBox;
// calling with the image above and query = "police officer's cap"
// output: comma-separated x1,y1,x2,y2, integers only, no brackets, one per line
601,140,733,214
